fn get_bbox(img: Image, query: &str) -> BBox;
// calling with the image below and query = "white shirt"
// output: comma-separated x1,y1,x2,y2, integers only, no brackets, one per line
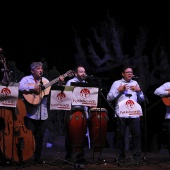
107,78,145,118
19,74,49,120
154,82,170,119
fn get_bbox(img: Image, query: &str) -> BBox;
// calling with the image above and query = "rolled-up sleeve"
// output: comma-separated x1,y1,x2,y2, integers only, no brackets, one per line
154,83,170,97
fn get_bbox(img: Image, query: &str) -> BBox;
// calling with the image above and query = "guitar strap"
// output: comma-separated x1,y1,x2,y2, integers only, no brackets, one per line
34,78,38,83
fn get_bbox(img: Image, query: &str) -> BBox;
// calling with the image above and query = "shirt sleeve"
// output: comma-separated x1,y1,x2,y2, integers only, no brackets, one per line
154,83,170,97
107,81,122,102
19,77,35,91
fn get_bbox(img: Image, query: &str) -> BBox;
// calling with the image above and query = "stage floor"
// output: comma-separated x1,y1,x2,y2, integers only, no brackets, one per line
1,145,170,170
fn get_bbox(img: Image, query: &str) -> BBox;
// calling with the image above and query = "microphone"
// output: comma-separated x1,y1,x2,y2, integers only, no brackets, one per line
125,94,132,98
132,75,138,79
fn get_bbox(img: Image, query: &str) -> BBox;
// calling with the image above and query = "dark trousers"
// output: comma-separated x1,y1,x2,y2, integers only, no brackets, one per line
24,117,47,159
163,120,170,142
159,119,170,152
116,117,141,157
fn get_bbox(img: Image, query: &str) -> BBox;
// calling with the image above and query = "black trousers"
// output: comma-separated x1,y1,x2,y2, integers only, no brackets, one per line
116,117,141,157
159,119,170,152
24,117,47,160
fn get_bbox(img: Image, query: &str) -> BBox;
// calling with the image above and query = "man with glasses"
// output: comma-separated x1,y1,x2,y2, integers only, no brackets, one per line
107,66,145,162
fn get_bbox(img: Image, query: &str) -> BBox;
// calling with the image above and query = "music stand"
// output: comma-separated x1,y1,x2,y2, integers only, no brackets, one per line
0,82,20,87
71,82,99,88
88,80,107,163
51,85,65,91
47,85,76,167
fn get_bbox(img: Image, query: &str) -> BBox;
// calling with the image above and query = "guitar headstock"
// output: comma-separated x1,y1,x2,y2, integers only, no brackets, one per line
66,70,75,77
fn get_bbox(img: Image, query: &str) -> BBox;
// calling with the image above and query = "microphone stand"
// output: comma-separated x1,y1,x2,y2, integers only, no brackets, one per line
100,87,126,163
142,94,149,162
39,75,44,121
132,77,149,163
87,76,109,163
98,78,103,162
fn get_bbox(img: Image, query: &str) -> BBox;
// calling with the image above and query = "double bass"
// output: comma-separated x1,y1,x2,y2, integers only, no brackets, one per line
0,48,35,162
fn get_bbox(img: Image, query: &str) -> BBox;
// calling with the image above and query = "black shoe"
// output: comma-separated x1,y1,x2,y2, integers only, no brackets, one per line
105,140,110,148
117,154,125,161
65,154,72,161
76,153,84,159
34,158,46,164
76,157,86,164
133,156,142,163
76,153,86,164
98,156,106,164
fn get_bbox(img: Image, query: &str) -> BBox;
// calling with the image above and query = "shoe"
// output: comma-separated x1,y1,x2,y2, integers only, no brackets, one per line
105,140,110,148
34,158,46,164
65,154,72,161
76,153,84,159
98,156,106,164
117,154,125,161
133,156,142,163
76,157,86,164
76,153,86,164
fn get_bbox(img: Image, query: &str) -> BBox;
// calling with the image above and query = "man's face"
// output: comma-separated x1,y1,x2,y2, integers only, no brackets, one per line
31,66,43,78
76,67,86,80
122,68,133,82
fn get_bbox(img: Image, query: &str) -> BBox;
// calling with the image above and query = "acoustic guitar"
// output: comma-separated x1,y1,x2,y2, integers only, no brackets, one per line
162,89,170,106
23,70,74,105
162,97,170,106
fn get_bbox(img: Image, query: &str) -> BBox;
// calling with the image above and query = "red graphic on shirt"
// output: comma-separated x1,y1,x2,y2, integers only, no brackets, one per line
1,88,11,96
125,99,135,109
80,88,90,98
56,92,66,101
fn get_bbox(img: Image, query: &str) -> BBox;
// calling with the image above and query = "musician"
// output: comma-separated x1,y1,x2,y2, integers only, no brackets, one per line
154,82,170,153
64,65,89,163
19,62,64,164
107,65,145,162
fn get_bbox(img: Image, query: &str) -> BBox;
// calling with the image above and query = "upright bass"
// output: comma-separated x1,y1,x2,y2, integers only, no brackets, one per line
0,48,35,162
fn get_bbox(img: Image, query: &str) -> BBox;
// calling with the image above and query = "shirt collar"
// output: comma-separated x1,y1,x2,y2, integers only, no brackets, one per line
121,78,133,83
73,77,86,83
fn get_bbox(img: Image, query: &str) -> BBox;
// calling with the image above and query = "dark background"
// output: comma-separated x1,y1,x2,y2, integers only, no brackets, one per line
0,0,170,152
1,1,170,73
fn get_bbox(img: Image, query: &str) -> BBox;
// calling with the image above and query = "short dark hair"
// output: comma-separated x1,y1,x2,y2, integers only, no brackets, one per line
122,65,133,73
74,65,85,73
